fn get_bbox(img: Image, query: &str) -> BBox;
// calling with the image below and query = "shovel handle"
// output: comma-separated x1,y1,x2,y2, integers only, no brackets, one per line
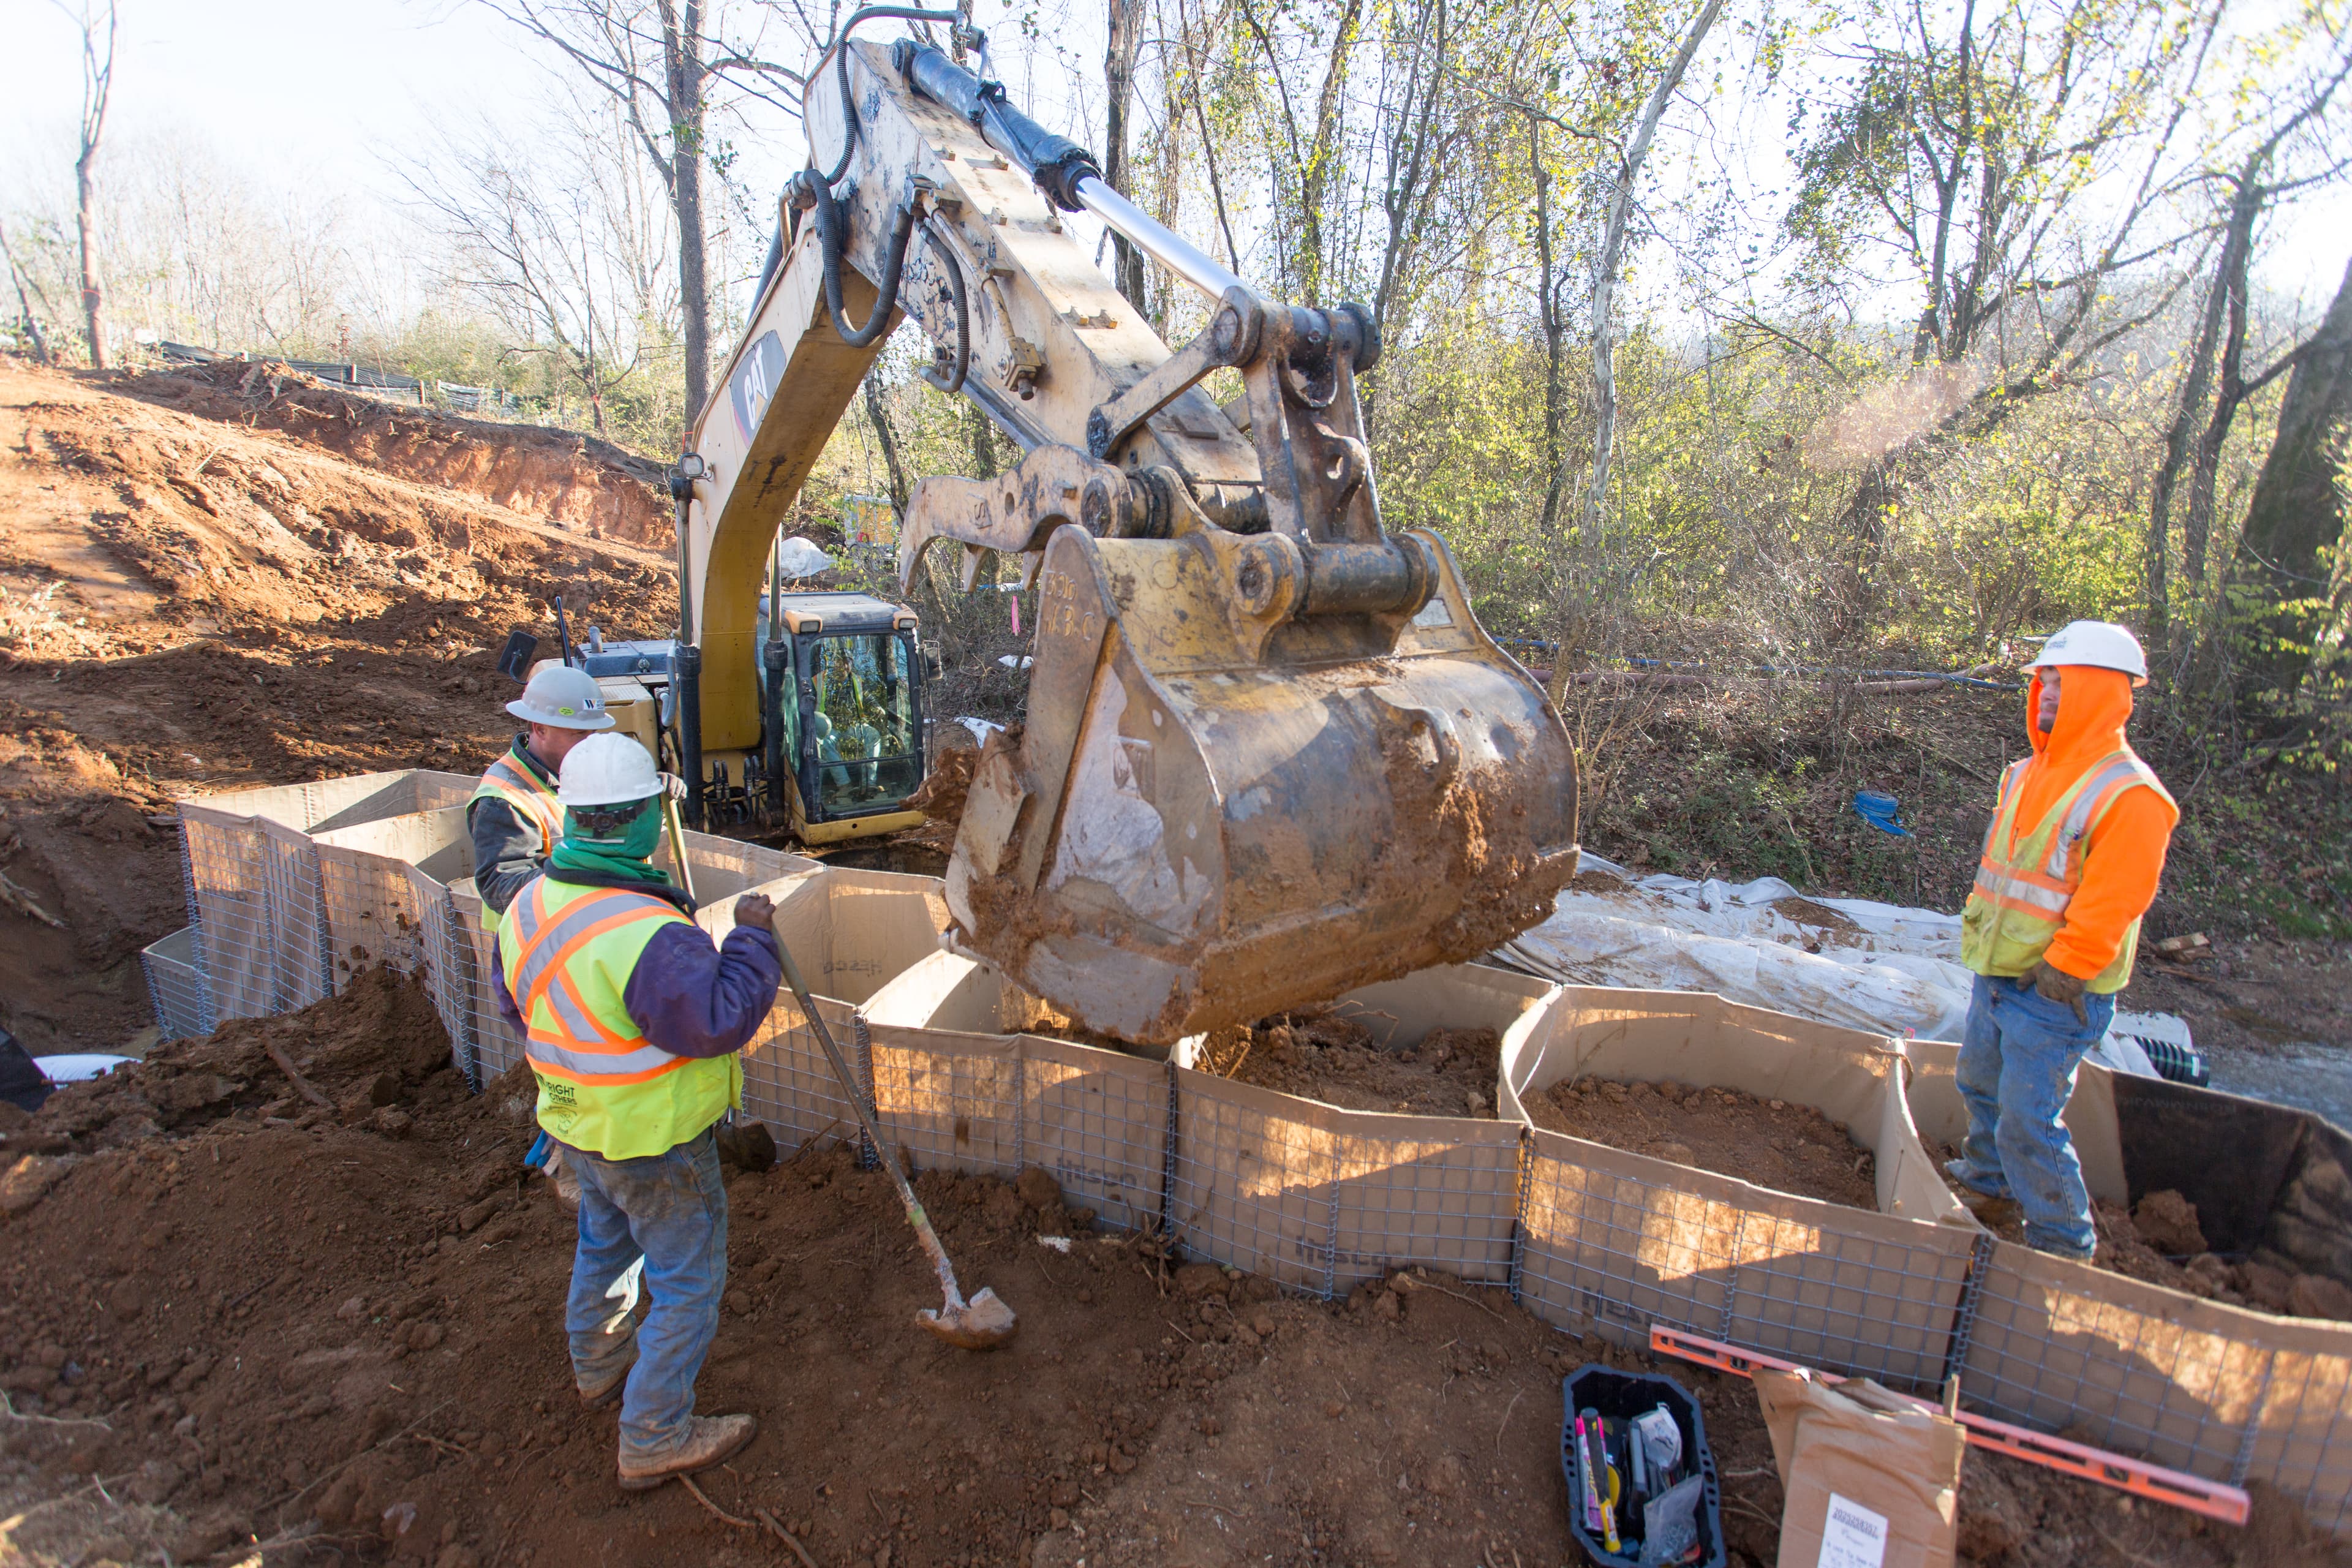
771,939,969,1311
661,793,699,904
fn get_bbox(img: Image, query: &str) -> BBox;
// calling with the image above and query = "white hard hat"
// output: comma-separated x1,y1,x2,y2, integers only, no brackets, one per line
558,733,661,808
2029,620,2148,683
506,664,616,731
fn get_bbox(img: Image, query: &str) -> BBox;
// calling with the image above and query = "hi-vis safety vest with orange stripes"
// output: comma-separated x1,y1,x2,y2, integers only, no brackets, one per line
1960,749,2172,993
471,750,565,859
500,876,741,1160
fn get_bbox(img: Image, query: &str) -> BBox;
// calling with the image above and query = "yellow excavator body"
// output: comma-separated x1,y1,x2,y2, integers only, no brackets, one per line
675,24,1577,1046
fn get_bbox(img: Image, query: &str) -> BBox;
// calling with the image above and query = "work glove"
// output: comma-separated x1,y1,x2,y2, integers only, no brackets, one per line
657,771,690,804
2029,959,2090,1025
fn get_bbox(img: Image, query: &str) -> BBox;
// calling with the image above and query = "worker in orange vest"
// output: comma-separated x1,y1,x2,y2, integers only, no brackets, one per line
1950,621,2177,1261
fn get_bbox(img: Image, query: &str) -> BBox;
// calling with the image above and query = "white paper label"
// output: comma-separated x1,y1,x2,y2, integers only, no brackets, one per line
1816,1493,1889,1568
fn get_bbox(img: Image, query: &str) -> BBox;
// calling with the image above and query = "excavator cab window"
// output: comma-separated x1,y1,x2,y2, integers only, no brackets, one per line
799,631,920,818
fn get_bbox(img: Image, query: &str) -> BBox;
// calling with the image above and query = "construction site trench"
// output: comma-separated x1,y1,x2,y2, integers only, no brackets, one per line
2,360,2348,1567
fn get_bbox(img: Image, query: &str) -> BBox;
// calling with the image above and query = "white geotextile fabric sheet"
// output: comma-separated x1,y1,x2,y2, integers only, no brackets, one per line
1496,854,2168,1077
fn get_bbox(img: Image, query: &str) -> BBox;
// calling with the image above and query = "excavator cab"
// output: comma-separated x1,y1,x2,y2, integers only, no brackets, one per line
753,591,928,843
668,18,1578,1046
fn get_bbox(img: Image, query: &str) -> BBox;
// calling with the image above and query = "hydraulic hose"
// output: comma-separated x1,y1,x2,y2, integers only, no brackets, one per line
810,6,964,187
796,171,918,349
923,220,970,393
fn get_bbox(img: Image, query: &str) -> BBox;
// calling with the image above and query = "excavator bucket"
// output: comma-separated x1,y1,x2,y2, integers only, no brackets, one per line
943,522,1580,1047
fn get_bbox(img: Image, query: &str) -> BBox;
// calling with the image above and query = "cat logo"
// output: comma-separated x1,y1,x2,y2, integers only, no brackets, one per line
729,331,787,445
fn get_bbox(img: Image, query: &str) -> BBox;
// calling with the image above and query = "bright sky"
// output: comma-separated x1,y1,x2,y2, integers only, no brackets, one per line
2,0,2343,326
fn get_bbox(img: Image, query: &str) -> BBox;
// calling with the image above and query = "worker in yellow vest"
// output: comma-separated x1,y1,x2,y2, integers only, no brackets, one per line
494,731,781,1490
470,664,613,918
1950,621,2178,1261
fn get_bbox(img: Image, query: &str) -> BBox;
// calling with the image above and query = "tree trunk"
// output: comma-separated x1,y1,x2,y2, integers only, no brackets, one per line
666,2,712,418
1103,0,1148,312
71,4,113,371
2228,254,2352,698
75,147,104,370
2182,181,2263,594
864,371,913,516
1530,118,1570,558
2146,209,2249,646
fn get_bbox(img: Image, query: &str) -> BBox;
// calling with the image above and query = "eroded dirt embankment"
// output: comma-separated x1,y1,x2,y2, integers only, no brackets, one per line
0,359,674,1056
117,360,669,547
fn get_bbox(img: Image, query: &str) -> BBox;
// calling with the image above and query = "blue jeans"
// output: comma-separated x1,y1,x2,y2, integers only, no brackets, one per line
564,1127,728,1461
1952,973,2114,1258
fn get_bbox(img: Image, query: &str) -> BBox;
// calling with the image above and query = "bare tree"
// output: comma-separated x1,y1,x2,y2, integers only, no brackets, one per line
1785,0,2225,572
1104,0,1148,311
2145,24,2352,643
400,97,681,436
475,1,804,418
0,219,53,363
58,0,116,368
1578,0,1722,584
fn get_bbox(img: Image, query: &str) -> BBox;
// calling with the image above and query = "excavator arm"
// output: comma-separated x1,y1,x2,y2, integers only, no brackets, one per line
679,18,1578,1046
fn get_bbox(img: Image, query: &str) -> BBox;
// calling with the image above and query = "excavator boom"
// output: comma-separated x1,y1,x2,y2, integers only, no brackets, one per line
679,20,1578,1046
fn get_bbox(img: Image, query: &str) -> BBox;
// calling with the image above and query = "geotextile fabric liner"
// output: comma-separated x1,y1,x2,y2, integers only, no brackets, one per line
1500,987,1969,1227
312,806,476,981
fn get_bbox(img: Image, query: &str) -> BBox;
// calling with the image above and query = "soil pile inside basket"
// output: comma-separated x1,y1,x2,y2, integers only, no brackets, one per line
1526,1077,1880,1210
0,969,2328,1567
1191,1009,1504,1118
1926,1153,2352,1321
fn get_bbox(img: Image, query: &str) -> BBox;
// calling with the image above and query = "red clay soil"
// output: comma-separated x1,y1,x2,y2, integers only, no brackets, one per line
0,358,675,1057
0,968,2329,1568
1193,1009,1504,1118
1525,1077,1880,1210
113,360,670,547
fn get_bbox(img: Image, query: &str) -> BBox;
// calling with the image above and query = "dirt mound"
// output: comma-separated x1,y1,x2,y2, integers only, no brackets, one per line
1,970,2312,1567
1526,1077,1880,1209
895,737,976,857
1193,1009,1503,1118
0,359,676,1056
0,968,2296,1567
118,360,669,547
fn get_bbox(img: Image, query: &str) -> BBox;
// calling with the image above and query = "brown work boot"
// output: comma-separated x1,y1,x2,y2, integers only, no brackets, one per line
616,1414,758,1491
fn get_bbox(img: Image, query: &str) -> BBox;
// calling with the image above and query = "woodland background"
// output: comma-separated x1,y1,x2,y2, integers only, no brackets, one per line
6,0,2351,938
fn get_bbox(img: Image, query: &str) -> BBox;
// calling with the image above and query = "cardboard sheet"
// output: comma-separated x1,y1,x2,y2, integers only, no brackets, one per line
1755,1370,1963,1568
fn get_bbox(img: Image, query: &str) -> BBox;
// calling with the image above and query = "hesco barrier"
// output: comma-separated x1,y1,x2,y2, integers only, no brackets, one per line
1501,988,1978,1393
176,771,475,1021
140,926,211,1040
1905,1041,2352,1529
166,780,2352,1534
861,952,1555,1293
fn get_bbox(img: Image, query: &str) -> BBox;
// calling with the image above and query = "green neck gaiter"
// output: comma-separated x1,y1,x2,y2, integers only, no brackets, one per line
549,797,672,885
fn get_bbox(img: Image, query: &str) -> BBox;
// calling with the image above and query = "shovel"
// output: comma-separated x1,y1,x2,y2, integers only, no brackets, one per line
658,786,1011,1347
772,940,1017,1350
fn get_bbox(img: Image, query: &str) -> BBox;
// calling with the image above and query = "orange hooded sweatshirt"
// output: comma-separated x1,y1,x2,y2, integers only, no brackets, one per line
2003,665,2179,980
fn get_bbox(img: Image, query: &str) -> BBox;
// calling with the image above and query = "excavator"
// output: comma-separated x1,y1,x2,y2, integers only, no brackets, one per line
665,9,1580,1046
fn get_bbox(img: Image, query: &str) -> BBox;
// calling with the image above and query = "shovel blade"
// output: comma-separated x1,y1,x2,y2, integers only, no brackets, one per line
917,1286,1018,1350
